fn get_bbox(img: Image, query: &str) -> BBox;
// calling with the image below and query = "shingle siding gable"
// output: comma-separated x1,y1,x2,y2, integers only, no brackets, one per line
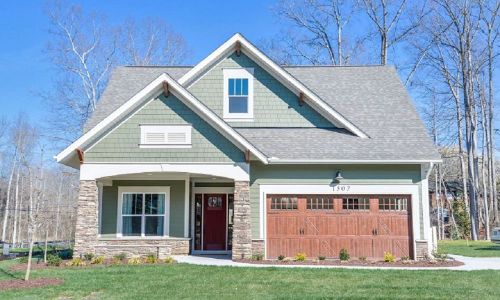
188,53,334,128
85,94,245,163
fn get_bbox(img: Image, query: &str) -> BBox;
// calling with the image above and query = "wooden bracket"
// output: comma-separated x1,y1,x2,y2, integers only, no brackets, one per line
235,41,241,57
244,149,251,163
76,148,84,164
162,81,170,97
299,92,305,106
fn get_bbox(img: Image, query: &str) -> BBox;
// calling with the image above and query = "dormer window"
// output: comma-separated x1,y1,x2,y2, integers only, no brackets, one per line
223,68,254,120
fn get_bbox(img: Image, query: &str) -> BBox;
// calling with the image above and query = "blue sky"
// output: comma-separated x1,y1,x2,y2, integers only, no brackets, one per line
0,0,280,124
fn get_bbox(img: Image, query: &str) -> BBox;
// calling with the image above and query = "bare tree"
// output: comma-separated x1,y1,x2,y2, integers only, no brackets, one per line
119,18,189,66
361,0,427,65
44,0,117,141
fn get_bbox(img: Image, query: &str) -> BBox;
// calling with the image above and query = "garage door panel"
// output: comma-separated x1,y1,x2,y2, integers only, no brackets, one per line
266,195,412,259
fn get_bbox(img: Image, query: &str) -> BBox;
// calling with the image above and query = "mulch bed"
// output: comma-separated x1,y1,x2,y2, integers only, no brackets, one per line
236,259,464,268
9,262,54,272
0,278,63,291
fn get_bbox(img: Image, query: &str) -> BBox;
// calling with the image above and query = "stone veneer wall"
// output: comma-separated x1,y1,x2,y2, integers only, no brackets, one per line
415,240,429,260
74,180,99,257
94,238,190,259
251,240,265,256
232,181,252,260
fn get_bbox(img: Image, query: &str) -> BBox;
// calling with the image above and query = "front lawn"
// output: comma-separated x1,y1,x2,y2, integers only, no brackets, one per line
439,240,500,257
0,260,500,299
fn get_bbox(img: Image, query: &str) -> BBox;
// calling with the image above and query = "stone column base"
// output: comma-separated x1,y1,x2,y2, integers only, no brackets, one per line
94,238,191,259
415,240,429,260
251,240,265,256
232,181,252,260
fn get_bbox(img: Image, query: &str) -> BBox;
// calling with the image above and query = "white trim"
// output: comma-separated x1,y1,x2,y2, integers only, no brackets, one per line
55,72,268,166
178,33,368,138
79,163,250,181
192,187,235,194
184,175,190,238
116,186,170,238
140,124,192,147
267,159,443,164
97,181,103,237
223,68,254,120
139,145,192,149
258,183,421,259
421,163,433,253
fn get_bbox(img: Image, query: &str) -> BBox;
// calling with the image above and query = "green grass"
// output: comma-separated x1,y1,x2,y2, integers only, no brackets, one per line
439,240,500,257
0,260,499,299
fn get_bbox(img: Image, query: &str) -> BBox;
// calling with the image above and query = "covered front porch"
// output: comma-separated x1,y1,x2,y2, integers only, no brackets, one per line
74,163,252,260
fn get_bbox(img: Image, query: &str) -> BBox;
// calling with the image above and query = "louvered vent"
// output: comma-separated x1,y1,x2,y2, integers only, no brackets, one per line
140,125,192,147
167,132,186,144
145,132,165,144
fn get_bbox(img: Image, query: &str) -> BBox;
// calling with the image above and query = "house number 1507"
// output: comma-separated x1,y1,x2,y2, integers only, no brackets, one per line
334,185,351,192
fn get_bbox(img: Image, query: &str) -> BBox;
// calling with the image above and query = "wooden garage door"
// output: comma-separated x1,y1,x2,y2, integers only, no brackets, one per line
266,195,412,259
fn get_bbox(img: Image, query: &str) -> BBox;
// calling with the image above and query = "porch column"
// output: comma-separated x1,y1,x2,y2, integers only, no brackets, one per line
232,181,252,260
74,180,99,257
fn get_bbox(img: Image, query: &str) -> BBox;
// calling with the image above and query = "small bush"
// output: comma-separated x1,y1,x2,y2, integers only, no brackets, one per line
144,254,159,264
18,256,29,264
46,254,62,266
400,255,410,261
127,257,143,265
339,248,350,261
318,256,326,261
251,253,264,261
83,253,94,261
295,253,307,261
164,257,176,264
91,256,105,265
384,252,395,263
57,249,73,260
111,257,122,265
359,256,367,261
432,250,448,261
277,255,285,261
114,253,127,261
67,258,86,267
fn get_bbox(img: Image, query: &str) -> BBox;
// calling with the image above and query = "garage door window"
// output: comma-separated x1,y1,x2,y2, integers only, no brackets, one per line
342,197,370,210
307,196,334,210
379,197,408,211
270,196,298,210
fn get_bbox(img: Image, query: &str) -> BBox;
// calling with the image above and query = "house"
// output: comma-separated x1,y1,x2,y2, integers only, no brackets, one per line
55,33,440,260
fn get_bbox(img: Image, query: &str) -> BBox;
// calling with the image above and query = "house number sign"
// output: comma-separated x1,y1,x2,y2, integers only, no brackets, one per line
333,185,351,192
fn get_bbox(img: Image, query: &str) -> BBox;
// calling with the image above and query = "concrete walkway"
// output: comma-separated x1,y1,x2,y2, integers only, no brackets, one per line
172,254,500,271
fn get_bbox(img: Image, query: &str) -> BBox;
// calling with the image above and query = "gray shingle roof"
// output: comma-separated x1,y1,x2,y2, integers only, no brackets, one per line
84,65,440,161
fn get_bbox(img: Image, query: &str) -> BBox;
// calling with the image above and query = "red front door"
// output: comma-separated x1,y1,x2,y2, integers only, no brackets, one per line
203,194,227,250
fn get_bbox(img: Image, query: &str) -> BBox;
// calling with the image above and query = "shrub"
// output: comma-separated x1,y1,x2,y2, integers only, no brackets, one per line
318,256,326,261
277,255,286,261
57,249,73,260
339,248,350,261
359,256,367,261
144,254,159,264
46,254,62,266
295,253,307,261
400,256,410,261
432,250,448,261
83,253,94,261
18,256,29,264
127,257,143,265
114,253,127,261
384,252,395,263
67,258,86,267
91,256,105,265
251,253,264,261
164,257,176,264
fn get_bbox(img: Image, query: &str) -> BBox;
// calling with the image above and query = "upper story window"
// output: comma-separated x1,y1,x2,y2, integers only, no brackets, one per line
139,125,192,148
223,68,254,121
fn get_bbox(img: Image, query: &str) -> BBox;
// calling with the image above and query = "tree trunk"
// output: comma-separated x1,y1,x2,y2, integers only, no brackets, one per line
1,159,16,242
44,228,48,263
12,166,20,246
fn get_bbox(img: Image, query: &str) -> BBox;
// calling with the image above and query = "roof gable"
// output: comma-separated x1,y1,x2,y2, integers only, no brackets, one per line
178,33,368,138
188,52,334,128
55,73,268,167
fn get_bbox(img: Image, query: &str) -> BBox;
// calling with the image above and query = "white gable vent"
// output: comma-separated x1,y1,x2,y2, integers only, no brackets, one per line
140,125,192,148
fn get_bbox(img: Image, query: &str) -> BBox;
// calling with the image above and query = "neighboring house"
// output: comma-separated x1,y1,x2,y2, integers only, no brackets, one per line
56,33,440,260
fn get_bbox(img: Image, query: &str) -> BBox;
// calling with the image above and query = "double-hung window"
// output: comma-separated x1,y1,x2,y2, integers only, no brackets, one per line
118,187,169,237
223,68,254,120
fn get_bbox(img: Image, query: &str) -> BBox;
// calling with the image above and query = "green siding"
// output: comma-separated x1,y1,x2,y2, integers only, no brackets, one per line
86,94,244,163
100,180,186,238
188,53,333,128
249,163,421,238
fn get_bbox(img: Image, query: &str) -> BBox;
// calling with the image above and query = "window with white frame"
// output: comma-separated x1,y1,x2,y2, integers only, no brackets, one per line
139,125,192,148
119,188,168,237
223,68,254,120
